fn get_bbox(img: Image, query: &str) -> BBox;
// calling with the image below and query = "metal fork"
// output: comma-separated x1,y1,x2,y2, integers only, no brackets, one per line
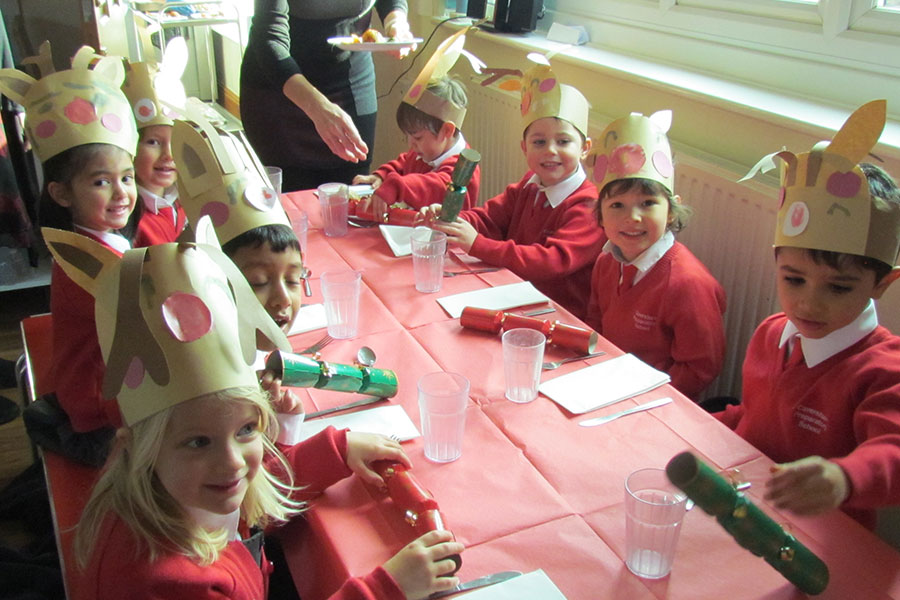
542,351,606,370
443,267,501,277
298,333,333,355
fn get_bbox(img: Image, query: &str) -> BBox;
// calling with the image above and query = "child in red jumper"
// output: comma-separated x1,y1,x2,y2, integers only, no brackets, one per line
421,60,605,318
584,111,726,399
0,43,140,465
354,28,482,215
720,100,900,529
123,47,189,247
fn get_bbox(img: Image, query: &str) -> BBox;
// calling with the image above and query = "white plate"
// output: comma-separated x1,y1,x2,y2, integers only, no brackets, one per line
327,37,422,52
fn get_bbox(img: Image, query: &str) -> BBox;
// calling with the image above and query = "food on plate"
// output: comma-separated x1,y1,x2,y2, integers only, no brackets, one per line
361,28,385,43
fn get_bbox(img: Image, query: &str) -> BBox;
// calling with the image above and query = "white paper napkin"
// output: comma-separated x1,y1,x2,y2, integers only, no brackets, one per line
379,225,415,257
436,281,549,318
299,404,420,442
460,570,567,599
288,303,328,336
538,353,671,414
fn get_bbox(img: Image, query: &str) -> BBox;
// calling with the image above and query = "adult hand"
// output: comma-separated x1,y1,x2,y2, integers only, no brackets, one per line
764,456,850,515
345,432,412,488
384,10,416,59
352,174,383,189
383,530,464,600
307,98,369,163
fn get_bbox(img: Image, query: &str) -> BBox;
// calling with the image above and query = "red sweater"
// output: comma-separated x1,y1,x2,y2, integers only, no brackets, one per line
373,146,480,210
717,314,900,529
585,242,726,399
133,197,188,248
49,232,122,432
461,172,605,318
75,427,406,600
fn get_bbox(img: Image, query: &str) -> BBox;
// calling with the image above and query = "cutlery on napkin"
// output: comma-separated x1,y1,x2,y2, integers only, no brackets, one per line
428,571,522,599
578,397,673,426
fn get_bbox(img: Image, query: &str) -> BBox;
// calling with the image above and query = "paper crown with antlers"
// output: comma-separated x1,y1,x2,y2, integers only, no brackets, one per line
0,41,137,161
588,110,675,195
170,106,291,244
122,37,188,130
42,225,290,426
742,100,899,266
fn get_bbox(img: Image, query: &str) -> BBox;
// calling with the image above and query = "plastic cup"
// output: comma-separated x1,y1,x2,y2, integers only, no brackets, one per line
624,468,688,579
320,270,361,339
296,211,309,255
265,166,283,195
502,328,546,403
418,372,469,463
410,227,447,293
318,182,349,237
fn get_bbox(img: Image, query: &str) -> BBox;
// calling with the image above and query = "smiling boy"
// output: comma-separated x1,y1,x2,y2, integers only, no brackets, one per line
423,60,606,318
719,101,900,529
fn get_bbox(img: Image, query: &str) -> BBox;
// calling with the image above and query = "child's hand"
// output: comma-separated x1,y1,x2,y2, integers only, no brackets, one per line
431,219,478,254
260,370,304,415
417,204,442,225
764,456,850,515
346,432,411,488
382,530,465,600
356,193,388,221
352,173,382,189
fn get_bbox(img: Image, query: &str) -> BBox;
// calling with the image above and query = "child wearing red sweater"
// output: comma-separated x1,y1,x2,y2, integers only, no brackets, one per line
123,50,188,247
584,111,726,399
0,43,140,465
422,59,605,318
354,28,481,214
42,232,464,600
719,100,900,529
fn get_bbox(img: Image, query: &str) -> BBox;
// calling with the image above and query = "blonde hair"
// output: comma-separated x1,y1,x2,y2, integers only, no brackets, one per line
74,386,304,568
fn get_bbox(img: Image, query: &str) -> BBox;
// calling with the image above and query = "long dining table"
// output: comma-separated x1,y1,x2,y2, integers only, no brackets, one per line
275,190,900,600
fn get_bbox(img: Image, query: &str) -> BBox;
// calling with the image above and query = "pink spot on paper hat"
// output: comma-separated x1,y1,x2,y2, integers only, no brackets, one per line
124,356,145,389
134,98,157,122
826,171,861,198
408,84,422,99
162,292,213,342
782,201,809,237
652,150,673,178
200,202,229,227
35,120,57,139
539,77,556,93
101,113,123,132
245,183,279,212
610,144,646,175
64,97,97,125
592,154,609,185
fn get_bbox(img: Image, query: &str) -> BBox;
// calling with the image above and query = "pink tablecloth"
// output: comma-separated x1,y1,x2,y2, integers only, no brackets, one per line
278,190,900,600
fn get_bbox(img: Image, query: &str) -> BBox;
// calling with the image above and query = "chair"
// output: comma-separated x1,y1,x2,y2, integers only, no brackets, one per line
20,313,99,599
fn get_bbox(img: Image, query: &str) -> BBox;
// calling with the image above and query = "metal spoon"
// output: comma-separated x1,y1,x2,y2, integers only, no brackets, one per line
301,267,312,297
356,346,376,367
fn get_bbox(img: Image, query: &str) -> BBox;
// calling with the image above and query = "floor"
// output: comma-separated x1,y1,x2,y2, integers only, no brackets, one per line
0,284,50,548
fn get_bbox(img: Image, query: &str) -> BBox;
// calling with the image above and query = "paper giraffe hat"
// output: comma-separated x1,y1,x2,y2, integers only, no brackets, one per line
122,37,188,130
741,100,898,266
588,110,675,195
519,54,589,138
42,226,290,426
0,41,137,161
171,107,291,244
401,27,483,128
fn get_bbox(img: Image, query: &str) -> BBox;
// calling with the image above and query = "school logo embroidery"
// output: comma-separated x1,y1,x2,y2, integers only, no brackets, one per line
633,311,657,332
795,405,828,435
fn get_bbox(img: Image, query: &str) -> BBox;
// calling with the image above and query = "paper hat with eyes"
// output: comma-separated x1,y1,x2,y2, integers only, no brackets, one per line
519,55,589,138
0,41,137,161
42,226,290,426
171,107,291,244
588,110,675,195
122,37,188,130
741,99,899,266
401,27,483,128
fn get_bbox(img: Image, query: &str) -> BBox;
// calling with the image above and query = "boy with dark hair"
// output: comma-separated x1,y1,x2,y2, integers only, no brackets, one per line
722,100,900,529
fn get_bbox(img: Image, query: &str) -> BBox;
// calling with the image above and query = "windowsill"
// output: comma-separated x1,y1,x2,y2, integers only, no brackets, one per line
426,17,900,179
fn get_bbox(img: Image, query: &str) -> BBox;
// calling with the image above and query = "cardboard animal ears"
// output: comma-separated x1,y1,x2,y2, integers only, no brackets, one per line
122,37,188,129
401,26,484,128
0,41,138,161
42,225,290,426
742,99,899,266
170,105,291,245
587,110,675,195
477,52,589,138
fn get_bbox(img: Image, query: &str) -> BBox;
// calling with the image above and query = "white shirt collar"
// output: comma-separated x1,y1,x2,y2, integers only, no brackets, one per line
602,231,675,285
778,299,879,368
74,226,132,254
138,185,178,214
184,506,241,541
525,165,586,208
426,132,467,169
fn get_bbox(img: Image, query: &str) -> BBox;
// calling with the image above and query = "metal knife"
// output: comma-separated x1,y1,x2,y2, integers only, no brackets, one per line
305,396,387,419
428,571,523,599
578,397,673,427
